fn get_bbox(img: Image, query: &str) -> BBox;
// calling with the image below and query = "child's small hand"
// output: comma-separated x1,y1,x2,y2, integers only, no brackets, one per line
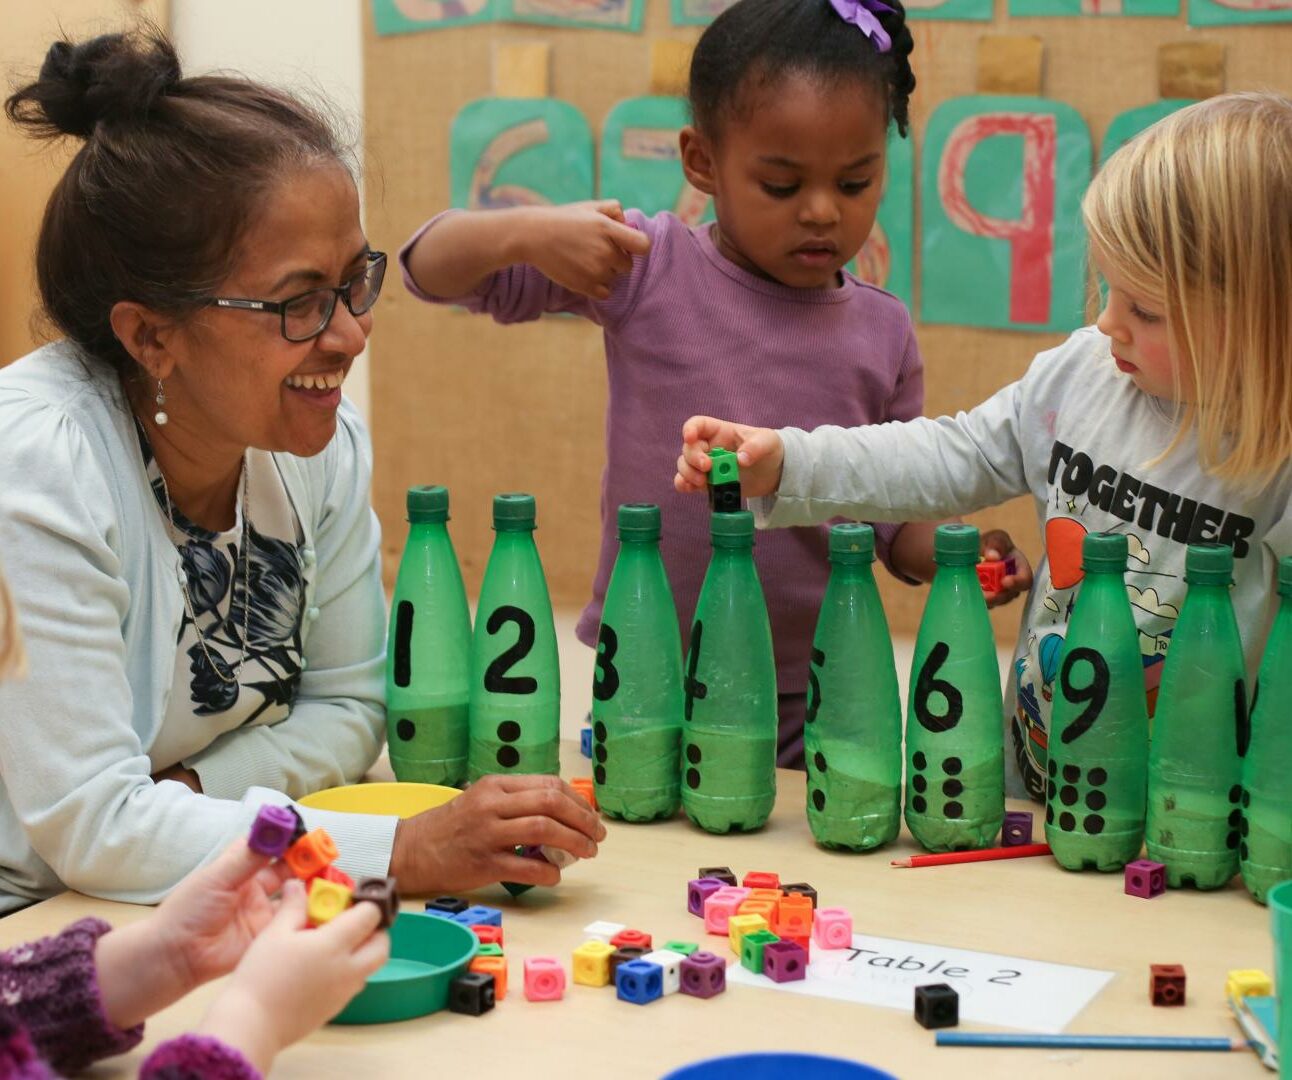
675,416,785,498
521,199,651,300
980,529,1034,608
198,881,389,1074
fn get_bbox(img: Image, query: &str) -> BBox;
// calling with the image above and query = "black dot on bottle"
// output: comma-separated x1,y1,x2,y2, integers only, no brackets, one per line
814,752,827,773
1241,817,1250,837
1088,767,1107,786
943,779,963,797
594,765,606,784
1229,784,1242,803
1059,811,1075,831
686,768,701,789
396,718,415,742
812,789,826,812
1086,790,1107,811
593,721,607,742
496,746,520,768
913,775,927,794
1228,809,1242,827
1060,786,1078,806
1047,780,1057,799
912,795,927,814
1047,759,1057,778
1242,790,1251,808
913,752,927,770
497,721,521,743
1046,804,1055,824
594,744,607,763
1084,815,1105,835
1240,842,1249,861
942,757,962,776
1226,831,1240,850
944,801,963,819
686,743,701,764
1062,764,1080,783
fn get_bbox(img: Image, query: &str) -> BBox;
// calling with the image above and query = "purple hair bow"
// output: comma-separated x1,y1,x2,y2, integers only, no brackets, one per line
829,0,895,53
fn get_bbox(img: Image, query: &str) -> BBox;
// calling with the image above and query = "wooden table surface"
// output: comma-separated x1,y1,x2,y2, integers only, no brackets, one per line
0,743,1272,1079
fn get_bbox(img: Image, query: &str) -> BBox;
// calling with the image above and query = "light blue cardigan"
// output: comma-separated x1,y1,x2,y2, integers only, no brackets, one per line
0,342,396,911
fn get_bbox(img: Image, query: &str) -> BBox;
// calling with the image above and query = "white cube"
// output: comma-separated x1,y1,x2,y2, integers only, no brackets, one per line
641,949,687,995
582,919,627,943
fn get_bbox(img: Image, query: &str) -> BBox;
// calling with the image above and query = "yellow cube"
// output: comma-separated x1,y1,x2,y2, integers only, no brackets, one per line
572,940,617,987
728,913,768,955
1226,969,1273,1000
307,877,353,926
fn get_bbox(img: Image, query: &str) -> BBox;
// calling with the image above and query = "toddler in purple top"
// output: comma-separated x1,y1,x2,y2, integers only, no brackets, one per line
402,0,1029,767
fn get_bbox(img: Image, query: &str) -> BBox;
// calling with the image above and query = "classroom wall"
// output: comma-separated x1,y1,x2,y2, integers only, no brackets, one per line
360,4,1287,640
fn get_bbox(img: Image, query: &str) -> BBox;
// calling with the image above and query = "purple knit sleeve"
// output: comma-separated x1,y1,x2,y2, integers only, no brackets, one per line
141,1035,262,1080
0,917,143,1074
0,1006,56,1080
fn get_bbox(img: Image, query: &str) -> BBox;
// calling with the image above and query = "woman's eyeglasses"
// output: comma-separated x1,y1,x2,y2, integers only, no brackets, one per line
209,251,386,342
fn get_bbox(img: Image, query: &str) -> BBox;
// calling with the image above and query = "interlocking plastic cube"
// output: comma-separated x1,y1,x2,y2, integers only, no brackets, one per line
1226,969,1273,1001
781,882,818,907
914,983,959,1029
609,946,648,976
284,828,338,880
747,887,785,902
580,727,593,758
739,899,778,926
476,943,504,957
728,913,768,954
448,971,496,1015
419,907,453,920
1150,963,1186,1006
812,907,853,949
352,876,398,928
976,559,1008,594
471,924,503,946
742,870,781,890
703,892,743,935
664,941,700,956
315,865,355,890
774,895,814,938
573,940,616,986
688,877,726,917
570,777,597,810
679,950,726,998
641,949,686,994
1001,810,1034,847
740,930,780,973
1125,859,1166,899
426,896,468,915
610,928,652,950
306,877,352,926
469,955,508,1000
523,957,566,1001
616,959,664,1005
697,866,737,887
248,805,297,857
763,940,808,983
453,904,502,927
582,919,627,943
782,932,811,962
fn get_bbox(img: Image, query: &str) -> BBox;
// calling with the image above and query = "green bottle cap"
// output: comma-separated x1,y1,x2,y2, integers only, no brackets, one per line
1082,531,1128,572
1280,556,1292,598
829,522,875,564
406,485,449,524
1184,543,1233,585
710,509,755,547
492,492,536,532
617,503,661,542
933,523,980,566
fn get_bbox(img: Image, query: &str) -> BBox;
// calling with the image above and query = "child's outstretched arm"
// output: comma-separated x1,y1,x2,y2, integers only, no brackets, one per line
404,200,651,303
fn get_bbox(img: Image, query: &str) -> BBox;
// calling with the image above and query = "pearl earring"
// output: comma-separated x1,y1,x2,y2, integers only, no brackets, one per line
154,379,168,426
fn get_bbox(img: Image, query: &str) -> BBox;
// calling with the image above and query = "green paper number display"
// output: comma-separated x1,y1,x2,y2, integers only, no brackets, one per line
1189,0,1292,26
863,126,915,309
450,99,595,210
907,0,994,19
669,0,736,24
920,95,1091,333
375,0,642,33
373,0,496,32
1100,100,1196,164
600,97,713,225
1010,0,1178,15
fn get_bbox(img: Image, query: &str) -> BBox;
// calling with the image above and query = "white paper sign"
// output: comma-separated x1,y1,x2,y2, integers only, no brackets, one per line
727,933,1114,1034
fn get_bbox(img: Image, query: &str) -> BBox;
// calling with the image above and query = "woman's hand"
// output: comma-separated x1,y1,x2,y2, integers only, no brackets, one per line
389,773,606,894
198,881,389,1075
979,529,1034,607
675,416,786,499
517,200,651,300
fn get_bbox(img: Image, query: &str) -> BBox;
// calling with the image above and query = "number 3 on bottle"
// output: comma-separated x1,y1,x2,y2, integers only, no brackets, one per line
592,623,620,702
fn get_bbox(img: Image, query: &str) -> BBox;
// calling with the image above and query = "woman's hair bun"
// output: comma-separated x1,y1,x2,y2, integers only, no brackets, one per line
7,27,181,140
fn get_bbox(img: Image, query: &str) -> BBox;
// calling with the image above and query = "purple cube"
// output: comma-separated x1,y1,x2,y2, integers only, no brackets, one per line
248,804,297,857
679,950,726,999
763,940,808,983
1125,859,1166,899
687,877,725,917
1001,810,1034,847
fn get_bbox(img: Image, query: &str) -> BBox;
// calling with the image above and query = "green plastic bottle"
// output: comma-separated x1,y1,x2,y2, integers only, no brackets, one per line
905,524,1005,852
1240,559,1292,903
385,485,472,787
681,510,777,834
590,504,684,822
1044,533,1148,871
1147,544,1246,890
467,493,560,781
804,524,902,851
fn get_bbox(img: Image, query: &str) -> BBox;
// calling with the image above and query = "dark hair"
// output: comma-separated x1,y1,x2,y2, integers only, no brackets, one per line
5,27,352,375
688,0,916,139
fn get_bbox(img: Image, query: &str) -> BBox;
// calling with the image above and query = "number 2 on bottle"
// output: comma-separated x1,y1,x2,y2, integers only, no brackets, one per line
483,605,538,694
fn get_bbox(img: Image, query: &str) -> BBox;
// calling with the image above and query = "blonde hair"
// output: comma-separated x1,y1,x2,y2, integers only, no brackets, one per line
0,564,26,681
1083,92,1292,490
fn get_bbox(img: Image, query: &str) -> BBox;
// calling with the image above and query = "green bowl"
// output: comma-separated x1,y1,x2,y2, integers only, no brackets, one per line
330,912,479,1025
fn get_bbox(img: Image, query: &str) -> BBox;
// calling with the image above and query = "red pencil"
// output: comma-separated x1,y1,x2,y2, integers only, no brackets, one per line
890,843,1052,868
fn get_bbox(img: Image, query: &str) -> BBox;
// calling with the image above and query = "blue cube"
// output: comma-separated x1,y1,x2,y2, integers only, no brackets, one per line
420,907,454,919
452,904,503,927
580,727,593,758
616,959,664,1005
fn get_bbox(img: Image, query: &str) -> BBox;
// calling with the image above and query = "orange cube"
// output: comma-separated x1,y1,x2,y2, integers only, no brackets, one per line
470,954,509,1000
775,895,814,938
284,828,338,880
472,924,504,947
569,777,597,810
738,899,778,924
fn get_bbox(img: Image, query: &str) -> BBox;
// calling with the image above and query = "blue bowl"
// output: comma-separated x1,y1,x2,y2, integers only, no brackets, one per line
664,1053,896,1080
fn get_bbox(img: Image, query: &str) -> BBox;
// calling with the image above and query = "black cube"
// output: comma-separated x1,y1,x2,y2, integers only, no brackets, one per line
914,983,959,1029
448,972,496,1016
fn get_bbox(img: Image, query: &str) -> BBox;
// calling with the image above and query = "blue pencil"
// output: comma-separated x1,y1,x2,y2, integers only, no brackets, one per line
936,1033,1249,1052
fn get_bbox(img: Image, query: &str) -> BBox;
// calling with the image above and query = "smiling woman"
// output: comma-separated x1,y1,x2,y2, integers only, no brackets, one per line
0,26,603,915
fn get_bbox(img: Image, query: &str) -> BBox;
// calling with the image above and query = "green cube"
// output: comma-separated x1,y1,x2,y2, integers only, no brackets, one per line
708,447,740,486
476,942,504,957
741,930,780,973
663,940,700,956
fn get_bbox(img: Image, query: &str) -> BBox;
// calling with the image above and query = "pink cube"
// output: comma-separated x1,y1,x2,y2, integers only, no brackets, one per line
679,950,726,998
688,877,726,917
703,891,743,934
1125,859,1166,899
813,907,853,949
523,957,566,1001
248,804,297,858
763,940,808,983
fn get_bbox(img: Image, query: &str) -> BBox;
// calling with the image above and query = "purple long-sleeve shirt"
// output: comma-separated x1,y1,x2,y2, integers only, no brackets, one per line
401,209,924,693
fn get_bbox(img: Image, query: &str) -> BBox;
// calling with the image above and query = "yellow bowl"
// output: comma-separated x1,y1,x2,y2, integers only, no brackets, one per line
299,781,460,819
